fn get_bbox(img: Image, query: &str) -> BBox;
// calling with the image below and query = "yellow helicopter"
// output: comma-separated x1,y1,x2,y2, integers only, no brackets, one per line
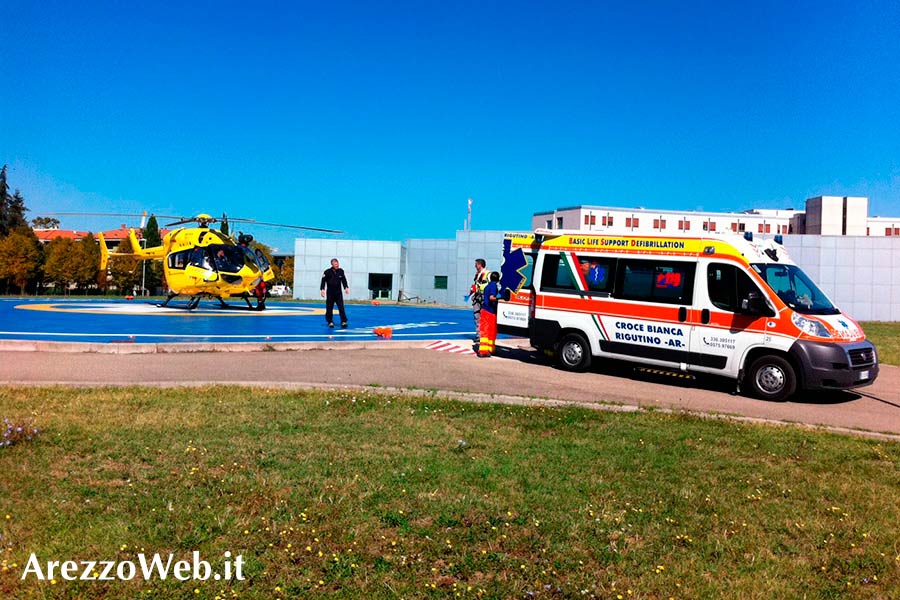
96,213,341,310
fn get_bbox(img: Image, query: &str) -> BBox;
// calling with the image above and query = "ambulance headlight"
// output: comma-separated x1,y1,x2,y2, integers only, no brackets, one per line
791,313,831,338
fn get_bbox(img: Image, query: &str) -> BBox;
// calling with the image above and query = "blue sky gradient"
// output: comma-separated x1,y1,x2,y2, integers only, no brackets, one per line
4,0,900,251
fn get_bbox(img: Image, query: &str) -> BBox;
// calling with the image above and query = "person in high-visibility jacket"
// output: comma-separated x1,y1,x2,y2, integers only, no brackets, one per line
470,258,490,340
477,271,501,357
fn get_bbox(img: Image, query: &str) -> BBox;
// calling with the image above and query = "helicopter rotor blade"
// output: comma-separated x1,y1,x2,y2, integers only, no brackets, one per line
164,218,196,227
225,217,343,234
41,212,341,234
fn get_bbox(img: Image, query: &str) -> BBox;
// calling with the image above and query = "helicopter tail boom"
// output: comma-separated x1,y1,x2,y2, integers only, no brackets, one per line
128,229,166,260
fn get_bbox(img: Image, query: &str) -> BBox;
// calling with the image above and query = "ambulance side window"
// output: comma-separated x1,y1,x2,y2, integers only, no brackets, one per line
540,255,576,291
616,259,695,305
577,257,615,293
707,263,761,312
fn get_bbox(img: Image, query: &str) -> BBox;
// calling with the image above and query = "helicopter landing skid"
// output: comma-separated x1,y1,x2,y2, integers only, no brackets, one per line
155,294,204,311
155,292,266,311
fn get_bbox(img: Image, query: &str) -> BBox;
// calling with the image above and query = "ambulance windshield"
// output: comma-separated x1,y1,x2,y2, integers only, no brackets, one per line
751,264,839,315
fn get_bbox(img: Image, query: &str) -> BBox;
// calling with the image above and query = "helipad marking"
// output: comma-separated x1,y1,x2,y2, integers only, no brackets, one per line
15,302,326,317
426,341,476,355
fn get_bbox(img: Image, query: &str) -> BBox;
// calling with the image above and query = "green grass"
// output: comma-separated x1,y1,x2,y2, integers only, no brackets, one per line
1,386,899,599
861,321,900,366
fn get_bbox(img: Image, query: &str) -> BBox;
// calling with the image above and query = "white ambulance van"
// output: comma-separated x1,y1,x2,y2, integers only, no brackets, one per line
497,230,878,401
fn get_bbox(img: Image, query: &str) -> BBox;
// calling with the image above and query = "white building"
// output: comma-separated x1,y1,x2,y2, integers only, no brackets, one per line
533,206,799,236
533,195,892,237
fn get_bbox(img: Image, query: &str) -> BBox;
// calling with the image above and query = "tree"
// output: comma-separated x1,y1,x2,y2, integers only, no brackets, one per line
73,233,101,292
0,165,10,237
0,229,42,293
0,166,31,238
280,256,294,286
7,190,29,231
144,214,161,246
142,215,163,293
31,216,61,229
43,237,79,295
108,240,140,294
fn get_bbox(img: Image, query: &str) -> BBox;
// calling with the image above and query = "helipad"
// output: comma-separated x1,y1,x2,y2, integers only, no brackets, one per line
0,298,479,344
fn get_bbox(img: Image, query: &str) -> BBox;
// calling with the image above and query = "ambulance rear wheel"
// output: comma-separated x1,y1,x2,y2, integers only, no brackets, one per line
746,355,796,401
558,333,591,372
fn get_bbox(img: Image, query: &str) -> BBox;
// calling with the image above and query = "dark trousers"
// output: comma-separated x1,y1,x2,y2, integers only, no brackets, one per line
325,292,347,324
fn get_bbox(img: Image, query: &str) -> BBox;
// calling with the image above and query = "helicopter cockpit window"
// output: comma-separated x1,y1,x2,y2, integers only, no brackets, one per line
209,245,244,273
168,250,192,270
190,247,214,271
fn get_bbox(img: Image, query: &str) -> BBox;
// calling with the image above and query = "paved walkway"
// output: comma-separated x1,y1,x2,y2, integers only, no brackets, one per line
1,341,898,440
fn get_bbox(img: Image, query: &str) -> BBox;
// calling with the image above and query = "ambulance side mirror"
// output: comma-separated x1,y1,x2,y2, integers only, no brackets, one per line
741,292,774,316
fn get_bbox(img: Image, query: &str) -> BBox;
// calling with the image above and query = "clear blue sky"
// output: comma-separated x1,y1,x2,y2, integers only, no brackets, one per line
4,0,900,252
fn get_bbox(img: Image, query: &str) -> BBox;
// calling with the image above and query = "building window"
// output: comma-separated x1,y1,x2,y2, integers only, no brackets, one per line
758,224,764,233
895,228,900,236
702,222,709,231
765,224,771,233
556,217,563,228
546,219,552,228
584,215,590,225
632,217,639,228
886,228,892,236
653,218,667,230
709,222,716,232
731,222,738,232
590,215,596,225
678,219,690,231
738,223,745,232
434,275,448,290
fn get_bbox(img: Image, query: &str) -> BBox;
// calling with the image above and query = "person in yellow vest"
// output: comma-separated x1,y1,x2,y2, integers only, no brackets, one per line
470,258,490,341
477,271,501,357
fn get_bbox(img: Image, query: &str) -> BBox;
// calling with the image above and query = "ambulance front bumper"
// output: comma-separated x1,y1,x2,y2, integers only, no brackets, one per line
789,339,879,391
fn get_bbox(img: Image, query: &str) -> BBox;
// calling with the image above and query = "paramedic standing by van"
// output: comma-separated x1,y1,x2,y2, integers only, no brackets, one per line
478,271,501,357
471,259,490,339
320,258,350,328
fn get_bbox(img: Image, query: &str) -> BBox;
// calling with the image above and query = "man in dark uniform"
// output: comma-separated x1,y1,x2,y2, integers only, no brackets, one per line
320,258,350,328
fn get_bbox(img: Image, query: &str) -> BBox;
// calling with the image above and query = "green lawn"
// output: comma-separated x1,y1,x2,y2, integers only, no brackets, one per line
2,387,899,599
862,321,900,366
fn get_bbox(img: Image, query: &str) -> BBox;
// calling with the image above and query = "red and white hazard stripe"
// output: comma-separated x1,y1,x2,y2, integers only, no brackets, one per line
426,341,476,355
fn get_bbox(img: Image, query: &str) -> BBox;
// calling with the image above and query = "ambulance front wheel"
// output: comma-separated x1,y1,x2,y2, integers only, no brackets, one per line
746,355,796,401
558,333,591,372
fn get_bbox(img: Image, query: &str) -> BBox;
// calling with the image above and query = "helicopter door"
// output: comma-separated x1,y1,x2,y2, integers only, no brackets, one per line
186,247,218,282
254,248,271,271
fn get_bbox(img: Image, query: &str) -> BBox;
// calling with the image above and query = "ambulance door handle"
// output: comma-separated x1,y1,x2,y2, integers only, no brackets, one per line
678,307,687,322
701,309,710,324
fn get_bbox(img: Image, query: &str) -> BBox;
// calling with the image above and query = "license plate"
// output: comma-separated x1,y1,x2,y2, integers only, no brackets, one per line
859,370,869,380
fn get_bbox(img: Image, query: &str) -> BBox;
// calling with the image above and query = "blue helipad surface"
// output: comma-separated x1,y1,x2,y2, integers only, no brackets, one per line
0,298,480,344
